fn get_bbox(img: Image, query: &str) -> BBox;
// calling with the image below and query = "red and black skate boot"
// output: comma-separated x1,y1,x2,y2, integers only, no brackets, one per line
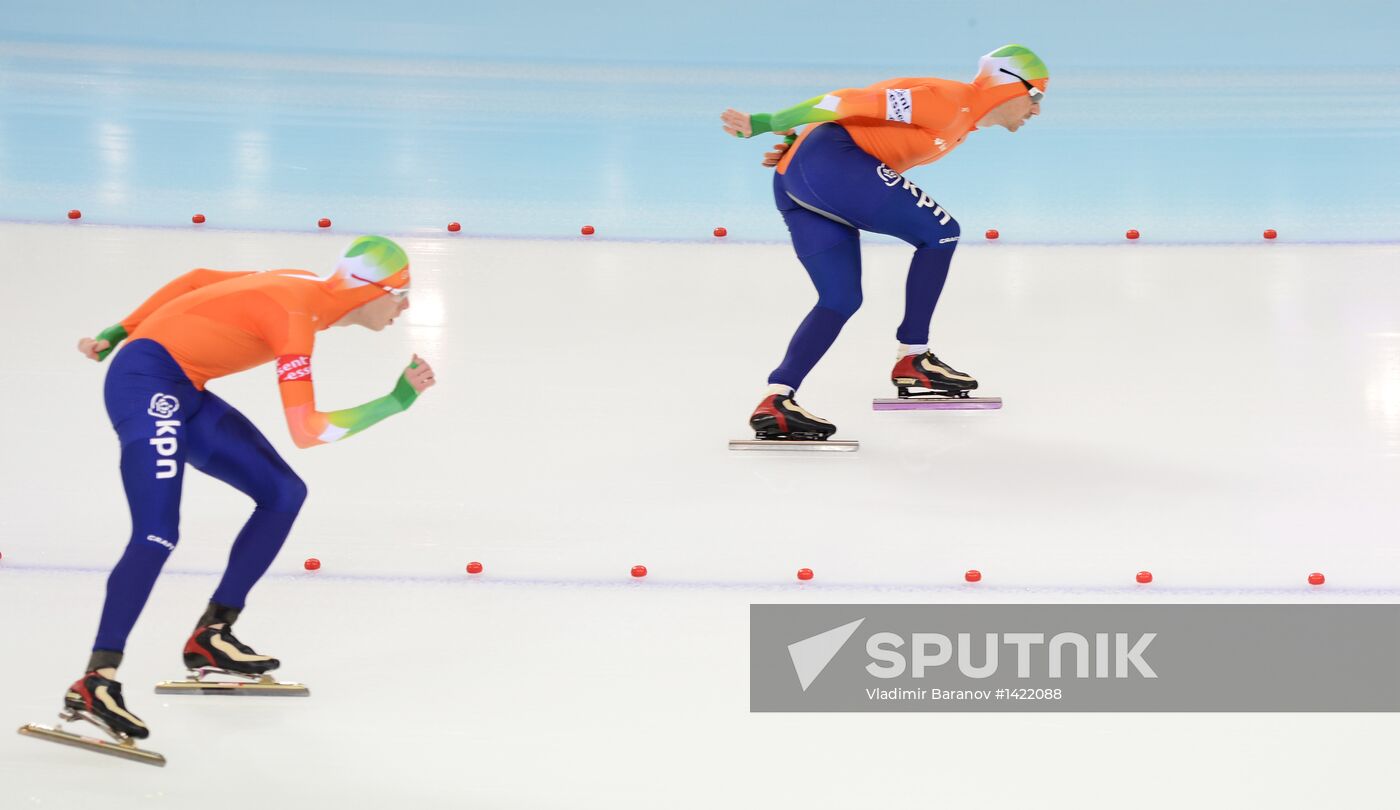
64,671,150,740
891,351,978,398
749,394,837,441
183,625,280,676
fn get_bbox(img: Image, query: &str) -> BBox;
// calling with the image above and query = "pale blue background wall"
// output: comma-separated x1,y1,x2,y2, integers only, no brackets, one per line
2,1,1396,241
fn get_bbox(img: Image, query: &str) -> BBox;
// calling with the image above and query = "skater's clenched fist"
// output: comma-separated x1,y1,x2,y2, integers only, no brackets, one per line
762,130,796,167
78,337,111,361
404,354,436,394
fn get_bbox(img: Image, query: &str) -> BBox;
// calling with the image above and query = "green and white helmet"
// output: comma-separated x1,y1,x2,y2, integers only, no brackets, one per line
334,235,411,292
975,44,1049,94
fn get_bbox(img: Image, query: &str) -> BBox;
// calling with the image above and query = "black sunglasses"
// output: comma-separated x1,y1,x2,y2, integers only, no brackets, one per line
999,68,1045,103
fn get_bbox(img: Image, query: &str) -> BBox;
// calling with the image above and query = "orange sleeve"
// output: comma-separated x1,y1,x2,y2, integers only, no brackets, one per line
269,314,420,449
92,268,255,361
117,269,254,333
761,83,960,134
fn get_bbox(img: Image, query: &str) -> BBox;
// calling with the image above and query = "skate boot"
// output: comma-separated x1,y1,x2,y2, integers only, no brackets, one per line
749,393,837,441
891,351,978,398
17,672,166,765
183,624,280,676
157,624,308,695
63,672,149,740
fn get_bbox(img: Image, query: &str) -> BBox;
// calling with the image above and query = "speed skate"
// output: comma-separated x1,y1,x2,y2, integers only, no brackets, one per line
18,712,167,767
732,392,859,451
156,667,310,696
156,621,309,695
876,351,1001,410
728,438,859,452
872,391,1003,411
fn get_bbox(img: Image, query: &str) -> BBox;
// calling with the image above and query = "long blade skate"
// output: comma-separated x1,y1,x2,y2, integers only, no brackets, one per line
728,438,859,452
18,710,167,766
873,395,1002,411
155,667,309,697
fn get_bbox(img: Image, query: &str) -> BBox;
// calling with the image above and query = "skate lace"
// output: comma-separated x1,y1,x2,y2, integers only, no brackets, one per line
923,352,960,372
216,628,258,654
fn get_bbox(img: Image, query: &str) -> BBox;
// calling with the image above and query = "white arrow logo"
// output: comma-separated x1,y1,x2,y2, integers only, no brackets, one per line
787,618,865,691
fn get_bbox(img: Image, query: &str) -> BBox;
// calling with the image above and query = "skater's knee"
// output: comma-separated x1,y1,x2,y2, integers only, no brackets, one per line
249,468,306,513
261,472,307,513
130,529,179,554
911,213,960,251
816,287,862,317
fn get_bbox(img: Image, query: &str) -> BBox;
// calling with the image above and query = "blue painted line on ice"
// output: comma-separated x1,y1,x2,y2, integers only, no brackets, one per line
3,562,1397,599
6,220,1400,249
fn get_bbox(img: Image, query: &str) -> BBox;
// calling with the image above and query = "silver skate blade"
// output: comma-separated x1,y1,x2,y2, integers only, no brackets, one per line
155,672,309,697
18,723,167,767
728,439,859,452
873,397,1002,411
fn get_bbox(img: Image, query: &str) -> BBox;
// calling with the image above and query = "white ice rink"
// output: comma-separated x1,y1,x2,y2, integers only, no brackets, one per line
3,222,1399,807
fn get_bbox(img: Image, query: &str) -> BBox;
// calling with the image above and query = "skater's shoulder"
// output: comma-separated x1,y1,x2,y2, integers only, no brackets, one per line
236,269,335,304
174,270,329,330
253,268,325,287
176,268,312,296
864,76,967,93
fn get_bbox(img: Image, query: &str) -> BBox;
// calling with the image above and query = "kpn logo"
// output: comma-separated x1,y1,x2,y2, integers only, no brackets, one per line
788,618,1157,691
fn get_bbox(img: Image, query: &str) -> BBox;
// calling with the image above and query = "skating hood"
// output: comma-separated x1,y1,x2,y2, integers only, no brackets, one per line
968,44,1049,120
285,235,412,327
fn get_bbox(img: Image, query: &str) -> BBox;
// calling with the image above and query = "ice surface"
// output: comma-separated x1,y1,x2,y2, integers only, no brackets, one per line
2,223,1399,807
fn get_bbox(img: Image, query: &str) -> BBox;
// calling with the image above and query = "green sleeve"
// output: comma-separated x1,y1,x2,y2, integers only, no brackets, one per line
389,369,421,410
738,97,841,138
319,366,420,441
94,324,129,362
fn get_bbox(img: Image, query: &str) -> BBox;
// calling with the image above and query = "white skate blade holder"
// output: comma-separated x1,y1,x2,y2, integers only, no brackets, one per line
155,668,310,697
872,396,1002,411
728,439,859,452
18,716,167,767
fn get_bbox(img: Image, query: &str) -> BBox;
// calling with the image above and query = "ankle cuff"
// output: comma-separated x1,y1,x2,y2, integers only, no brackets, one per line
87,649,124,672
197,601,242,629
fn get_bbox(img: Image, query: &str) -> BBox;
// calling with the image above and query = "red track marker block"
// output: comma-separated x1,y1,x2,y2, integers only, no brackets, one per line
797,568,813,581
713,227,727,238
447,221,461,232
317,217,331,229
1126,229,1140,240
1135,570,1152,584
581,225,595,236
1308,572,1325,586
964,569,982,583
466,561,483,574
630,564,647,578
67,209,82,220
304,558,321,571
985,229,999,240
1264,229,1278,240
192,213,206,224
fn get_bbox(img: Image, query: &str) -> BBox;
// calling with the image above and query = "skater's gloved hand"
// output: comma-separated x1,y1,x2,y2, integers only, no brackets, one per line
722,108,766,138
761,130,797,167
81,324,128,361
78,337,111,362
403,354,436,395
